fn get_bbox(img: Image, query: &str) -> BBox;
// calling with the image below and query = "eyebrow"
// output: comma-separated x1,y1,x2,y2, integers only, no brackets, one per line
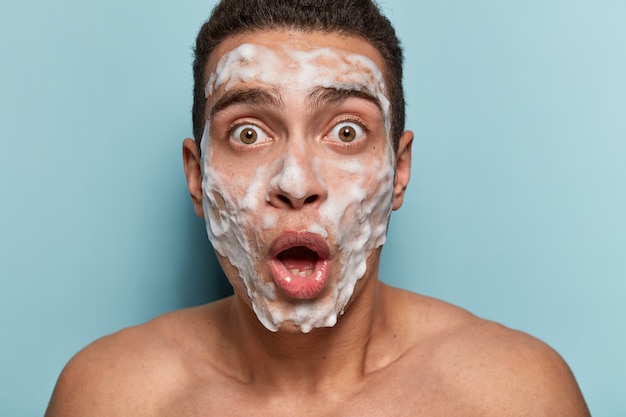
209,87,284,119
306,86,383,114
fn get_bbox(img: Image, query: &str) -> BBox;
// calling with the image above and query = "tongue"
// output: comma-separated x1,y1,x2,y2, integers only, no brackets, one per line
277,247,318,277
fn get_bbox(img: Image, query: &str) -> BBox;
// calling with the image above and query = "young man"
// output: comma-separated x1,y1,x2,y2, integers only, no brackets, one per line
46,0,590,415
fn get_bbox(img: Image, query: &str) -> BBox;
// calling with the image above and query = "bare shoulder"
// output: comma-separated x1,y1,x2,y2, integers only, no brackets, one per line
45,301,228,417
450,318,590,416
382,286,590,416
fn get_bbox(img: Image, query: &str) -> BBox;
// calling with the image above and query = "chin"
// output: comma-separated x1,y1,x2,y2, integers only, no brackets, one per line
272,313,341,335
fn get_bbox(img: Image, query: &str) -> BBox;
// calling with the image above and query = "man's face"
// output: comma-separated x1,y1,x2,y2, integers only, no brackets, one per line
189,30,410,333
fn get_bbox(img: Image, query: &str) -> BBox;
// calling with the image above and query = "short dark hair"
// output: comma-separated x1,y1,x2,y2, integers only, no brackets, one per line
192,0,405,151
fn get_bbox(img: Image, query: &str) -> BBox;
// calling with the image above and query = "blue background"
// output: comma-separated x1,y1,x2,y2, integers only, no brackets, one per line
1,0,624,415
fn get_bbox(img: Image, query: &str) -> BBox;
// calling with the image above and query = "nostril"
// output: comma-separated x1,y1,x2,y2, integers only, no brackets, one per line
304,195,318,204
276,193,319,207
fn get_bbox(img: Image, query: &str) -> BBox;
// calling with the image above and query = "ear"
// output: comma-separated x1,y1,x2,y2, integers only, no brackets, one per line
182,138,205,218
392,130,413,210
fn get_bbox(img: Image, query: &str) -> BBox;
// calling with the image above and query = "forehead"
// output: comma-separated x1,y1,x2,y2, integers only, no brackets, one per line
203,30,390,122
206,29,388,82
211,31,390,94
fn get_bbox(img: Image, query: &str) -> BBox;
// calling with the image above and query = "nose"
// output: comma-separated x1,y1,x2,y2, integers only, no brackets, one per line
267,148,327,209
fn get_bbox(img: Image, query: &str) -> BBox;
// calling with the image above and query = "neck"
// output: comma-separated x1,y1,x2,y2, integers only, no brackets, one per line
225,276,391,394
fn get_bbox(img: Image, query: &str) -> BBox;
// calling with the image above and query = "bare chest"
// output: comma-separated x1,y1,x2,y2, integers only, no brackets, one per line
155,370,480,417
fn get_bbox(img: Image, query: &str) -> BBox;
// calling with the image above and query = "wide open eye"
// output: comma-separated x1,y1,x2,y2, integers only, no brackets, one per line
328,122,365,143
231,124,270,145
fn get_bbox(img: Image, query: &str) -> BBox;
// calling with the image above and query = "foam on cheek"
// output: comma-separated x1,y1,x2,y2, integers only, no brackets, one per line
306,221,329,239
262,214,277,230
335,158,369,175
319,146,395,317
200,122,283,332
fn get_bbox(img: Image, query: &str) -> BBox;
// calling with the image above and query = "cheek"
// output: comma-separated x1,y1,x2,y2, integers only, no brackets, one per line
203,151,287,254
321,154,395,240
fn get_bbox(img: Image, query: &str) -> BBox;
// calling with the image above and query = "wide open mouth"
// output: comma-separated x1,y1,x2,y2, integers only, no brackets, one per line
277,246,319,277
268,231,331,299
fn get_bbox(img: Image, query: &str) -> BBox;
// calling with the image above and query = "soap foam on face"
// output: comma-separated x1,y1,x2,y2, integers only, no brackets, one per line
201,41,395,333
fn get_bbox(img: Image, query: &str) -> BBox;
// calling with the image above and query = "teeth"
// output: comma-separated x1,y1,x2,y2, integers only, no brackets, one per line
288,268,314,277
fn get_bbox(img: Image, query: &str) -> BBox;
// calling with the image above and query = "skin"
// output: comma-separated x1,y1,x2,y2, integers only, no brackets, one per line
45,30,591,416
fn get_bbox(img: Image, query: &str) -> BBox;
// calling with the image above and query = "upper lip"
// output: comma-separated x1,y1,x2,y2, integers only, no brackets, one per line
269,231,330,259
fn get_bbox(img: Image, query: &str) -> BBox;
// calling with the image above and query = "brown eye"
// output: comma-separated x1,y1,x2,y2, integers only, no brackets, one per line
231,125,269,145
240,128,257,144
329,122,364,144
339,126,357,142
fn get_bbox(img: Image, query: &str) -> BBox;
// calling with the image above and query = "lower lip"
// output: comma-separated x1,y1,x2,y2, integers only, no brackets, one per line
269,258,331,299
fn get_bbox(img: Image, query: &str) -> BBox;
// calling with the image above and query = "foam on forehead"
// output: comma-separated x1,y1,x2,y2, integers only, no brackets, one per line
205,43,391,135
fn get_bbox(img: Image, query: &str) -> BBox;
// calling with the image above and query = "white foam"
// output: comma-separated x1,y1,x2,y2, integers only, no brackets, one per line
262,214,277,230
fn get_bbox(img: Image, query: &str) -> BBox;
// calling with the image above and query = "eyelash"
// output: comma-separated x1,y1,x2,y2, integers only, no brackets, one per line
325,117,369,147
227,121,272,147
